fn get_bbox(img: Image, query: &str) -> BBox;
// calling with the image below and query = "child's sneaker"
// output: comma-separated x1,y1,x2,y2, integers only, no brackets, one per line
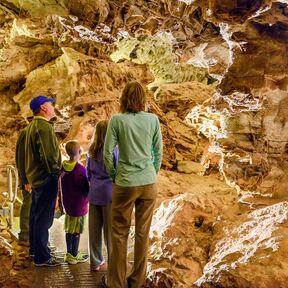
75,252,89,263
64,253,78,265
91,259,105,271
64,252,88,264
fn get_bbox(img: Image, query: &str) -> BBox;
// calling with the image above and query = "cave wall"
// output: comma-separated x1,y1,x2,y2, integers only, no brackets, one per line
0,0,288,287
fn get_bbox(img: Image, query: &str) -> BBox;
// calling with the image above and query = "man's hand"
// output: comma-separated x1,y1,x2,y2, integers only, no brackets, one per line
24,183,32,193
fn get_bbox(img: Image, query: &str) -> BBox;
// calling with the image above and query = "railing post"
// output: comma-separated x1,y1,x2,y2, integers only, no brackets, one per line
9,168,13,227
6,165,18,229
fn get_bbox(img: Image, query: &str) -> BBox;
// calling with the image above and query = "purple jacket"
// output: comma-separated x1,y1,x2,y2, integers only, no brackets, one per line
87,148,118,205
60,162,89,217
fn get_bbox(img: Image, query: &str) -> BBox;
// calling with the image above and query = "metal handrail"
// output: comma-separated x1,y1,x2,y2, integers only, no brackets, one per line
6,165,19,228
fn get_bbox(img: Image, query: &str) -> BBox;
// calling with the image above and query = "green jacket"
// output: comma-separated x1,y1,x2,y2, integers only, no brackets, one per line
25,116,61,188
15,127,28,189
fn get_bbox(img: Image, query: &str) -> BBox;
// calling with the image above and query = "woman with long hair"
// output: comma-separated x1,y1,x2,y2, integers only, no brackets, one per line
87,120,118,272
104,81,163,288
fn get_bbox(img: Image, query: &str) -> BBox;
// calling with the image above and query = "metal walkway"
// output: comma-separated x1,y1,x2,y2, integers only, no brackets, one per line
31,217,107,288
31,261,106,287
8,215,107,287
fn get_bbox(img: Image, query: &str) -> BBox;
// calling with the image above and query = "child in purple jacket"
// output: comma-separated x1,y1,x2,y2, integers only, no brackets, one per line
87,120,118,271
60,140,89,264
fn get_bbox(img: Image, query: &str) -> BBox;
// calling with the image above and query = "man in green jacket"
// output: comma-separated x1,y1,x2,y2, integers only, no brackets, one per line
15,125,32,245
25,95,62,266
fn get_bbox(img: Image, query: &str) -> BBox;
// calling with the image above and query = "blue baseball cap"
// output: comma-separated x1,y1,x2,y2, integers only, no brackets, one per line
29,95,56,112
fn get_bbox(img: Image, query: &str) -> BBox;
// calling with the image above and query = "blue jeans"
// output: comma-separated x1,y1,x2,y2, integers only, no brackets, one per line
29,178,58,264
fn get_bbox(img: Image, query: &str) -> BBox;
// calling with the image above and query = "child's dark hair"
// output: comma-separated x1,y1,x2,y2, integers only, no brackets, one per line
65,140,80,158
88,120,108,161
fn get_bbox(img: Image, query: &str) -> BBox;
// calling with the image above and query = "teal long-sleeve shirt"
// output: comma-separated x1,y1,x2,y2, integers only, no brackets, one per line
104,112,163,187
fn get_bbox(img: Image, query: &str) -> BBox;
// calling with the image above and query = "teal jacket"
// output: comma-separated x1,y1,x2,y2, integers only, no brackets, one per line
104,112,163,187
25,116,61,188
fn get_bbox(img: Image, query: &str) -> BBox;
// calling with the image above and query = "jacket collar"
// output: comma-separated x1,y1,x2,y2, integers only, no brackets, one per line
33,116,49,121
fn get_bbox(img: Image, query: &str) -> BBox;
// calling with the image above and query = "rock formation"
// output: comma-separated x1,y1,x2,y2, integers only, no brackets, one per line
0,0,288,287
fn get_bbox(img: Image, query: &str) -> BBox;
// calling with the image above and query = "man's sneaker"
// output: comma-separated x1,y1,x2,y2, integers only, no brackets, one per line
48,245,57,253
34,256,63,267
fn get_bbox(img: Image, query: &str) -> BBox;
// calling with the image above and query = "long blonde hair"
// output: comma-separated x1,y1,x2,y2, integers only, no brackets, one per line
88,120,108,160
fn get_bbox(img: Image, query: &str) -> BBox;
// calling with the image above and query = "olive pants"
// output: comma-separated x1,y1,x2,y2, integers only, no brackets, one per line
18,190,32,241
108,183,157,288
